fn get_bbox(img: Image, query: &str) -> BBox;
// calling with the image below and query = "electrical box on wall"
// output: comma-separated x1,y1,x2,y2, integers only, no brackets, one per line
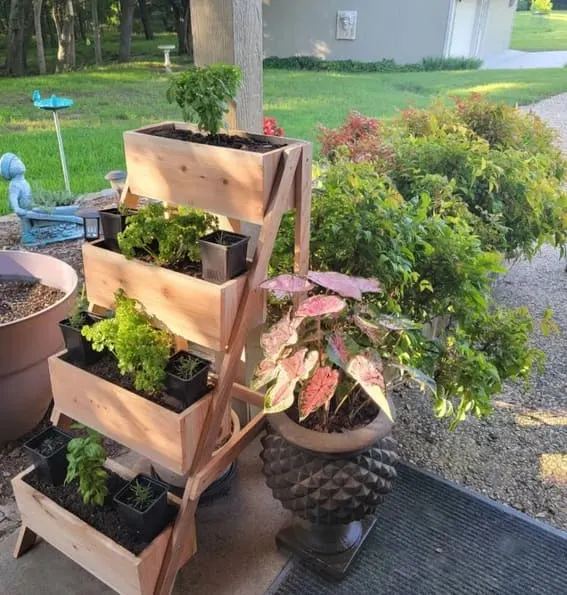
336,10,357,40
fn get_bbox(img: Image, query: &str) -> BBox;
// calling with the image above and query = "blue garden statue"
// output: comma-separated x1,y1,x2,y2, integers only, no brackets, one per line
0,152,84,246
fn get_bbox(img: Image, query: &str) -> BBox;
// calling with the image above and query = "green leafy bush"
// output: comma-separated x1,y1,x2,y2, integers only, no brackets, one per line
65,426,108,506
263,55,481,73
166,63,242,135
531,0,553,13
118,202,218,267
82,290,171,394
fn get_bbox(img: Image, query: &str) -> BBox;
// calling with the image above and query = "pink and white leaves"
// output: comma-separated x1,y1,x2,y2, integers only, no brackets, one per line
296,295,346,318
260,275,314,299
298,367,340,420
263,348,318,414
260,309,302,360
307,271,382,300
346,353,392,421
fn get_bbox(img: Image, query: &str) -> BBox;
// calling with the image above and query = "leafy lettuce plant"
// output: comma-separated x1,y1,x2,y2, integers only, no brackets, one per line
81,290,171,394
254,272,435,431
118,202,218,267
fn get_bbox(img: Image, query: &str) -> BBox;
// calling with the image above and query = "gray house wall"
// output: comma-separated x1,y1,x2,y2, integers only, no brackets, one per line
262,0,453,64
480,0,516,57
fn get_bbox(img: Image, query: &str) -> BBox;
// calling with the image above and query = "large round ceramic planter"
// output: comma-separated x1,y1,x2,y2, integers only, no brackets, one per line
260,398,398,576
0,251,78,442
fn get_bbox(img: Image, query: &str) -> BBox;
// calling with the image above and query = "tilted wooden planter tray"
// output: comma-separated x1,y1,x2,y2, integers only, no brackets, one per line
82,240,265,352
12,463,188,595
48,353,231,476
123,122,303,224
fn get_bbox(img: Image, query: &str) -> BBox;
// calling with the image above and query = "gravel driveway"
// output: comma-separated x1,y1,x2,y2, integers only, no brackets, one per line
394,96,567,532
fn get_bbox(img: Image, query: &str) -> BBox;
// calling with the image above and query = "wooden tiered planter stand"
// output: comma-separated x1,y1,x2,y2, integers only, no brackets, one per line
12,124,312,595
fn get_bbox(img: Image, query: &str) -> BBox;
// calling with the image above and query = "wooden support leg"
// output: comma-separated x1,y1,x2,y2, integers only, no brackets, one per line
50,408,74,431
13,525,37,558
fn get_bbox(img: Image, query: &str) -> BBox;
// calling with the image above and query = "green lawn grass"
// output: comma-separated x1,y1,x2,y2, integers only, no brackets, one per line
511,10,567,51
3,48,567,215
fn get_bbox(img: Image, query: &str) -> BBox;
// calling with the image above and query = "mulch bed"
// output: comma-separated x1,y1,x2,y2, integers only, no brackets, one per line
0,280,63,324
23,468,175,555
147,128,280,153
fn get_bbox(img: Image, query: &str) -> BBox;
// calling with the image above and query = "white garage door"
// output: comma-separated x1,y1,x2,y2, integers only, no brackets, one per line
449,0,479,57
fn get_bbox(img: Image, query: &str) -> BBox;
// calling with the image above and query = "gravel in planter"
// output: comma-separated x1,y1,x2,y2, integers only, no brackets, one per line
0,280,64,324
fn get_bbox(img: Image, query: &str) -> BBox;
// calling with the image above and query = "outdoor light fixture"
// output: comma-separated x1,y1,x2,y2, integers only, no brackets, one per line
79,208,100,241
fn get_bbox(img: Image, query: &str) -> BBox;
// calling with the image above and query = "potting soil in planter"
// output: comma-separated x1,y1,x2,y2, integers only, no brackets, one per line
23,468,177,555
146,128,283,153
0,280,64,324
72,352,212,413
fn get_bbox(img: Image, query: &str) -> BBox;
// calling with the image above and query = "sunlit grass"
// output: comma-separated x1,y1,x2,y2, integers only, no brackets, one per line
511,10,567,51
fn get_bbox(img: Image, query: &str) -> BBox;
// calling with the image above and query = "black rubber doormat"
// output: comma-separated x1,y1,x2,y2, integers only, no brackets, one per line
267,463,567,594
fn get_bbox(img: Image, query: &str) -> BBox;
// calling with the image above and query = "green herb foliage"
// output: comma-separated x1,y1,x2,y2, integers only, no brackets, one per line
128,480,155,511
117,202,218,267
65,426,108,507
30,184,78,209
173,355,203,380
67,285,89,330
165,63,242,135
81,290,171,394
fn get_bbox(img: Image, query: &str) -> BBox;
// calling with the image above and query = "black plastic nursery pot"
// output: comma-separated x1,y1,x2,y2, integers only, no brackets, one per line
99,208,134,252
59,312,103,365
165,350,211,405
113,473,169,541
198,230,250,284
24,426,73,486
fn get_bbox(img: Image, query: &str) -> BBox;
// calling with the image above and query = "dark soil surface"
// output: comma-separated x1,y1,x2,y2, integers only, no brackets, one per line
297,391,380,434
34,432,69,457
24,468,175,555
203,231,246,246
0,280,64,324
76,352,200,414
147,128,282,153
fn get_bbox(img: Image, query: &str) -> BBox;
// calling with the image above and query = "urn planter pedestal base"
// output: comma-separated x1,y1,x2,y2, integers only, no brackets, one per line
276,516,377,581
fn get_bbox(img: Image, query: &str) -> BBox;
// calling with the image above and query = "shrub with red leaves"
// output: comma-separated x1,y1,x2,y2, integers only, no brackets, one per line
317,111,394,165
263,116,284,137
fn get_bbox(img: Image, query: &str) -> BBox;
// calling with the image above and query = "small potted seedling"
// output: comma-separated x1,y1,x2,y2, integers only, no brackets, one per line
165,351,211,405
59,287,104,364
24,426,73,486
99,205,137,252
199,229,250,283
114,474,169,541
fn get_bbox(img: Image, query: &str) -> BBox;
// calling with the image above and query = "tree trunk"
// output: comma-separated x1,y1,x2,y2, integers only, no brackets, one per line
32,0,46,74
118,0,136,62
5,0,27,75
138,0,152,40
185,0,192,59
91,0,101,64
76,0,86,41
167,0,187,54
52,0,76,72
22,1,34,69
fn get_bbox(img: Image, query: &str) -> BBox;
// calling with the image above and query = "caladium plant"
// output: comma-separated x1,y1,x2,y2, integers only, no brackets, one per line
254,271,435,432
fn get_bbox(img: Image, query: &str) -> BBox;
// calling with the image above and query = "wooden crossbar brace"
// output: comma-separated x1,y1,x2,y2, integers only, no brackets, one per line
154,144,304,594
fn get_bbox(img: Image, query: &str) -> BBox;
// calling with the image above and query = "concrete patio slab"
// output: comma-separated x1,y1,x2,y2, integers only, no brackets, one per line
0,438,290,595
482,49,567,69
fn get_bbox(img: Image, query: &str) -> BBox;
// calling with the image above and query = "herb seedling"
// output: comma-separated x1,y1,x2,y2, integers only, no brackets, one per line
173,354,202,380
165,64,242,136
81,289,172,394
128,480,154,511
65,425,108,506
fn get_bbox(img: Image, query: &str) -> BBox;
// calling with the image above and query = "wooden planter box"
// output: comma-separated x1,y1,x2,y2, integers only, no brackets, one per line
123,122,302,224
49,353,231,475
82,240,265,352
12,464,181,595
